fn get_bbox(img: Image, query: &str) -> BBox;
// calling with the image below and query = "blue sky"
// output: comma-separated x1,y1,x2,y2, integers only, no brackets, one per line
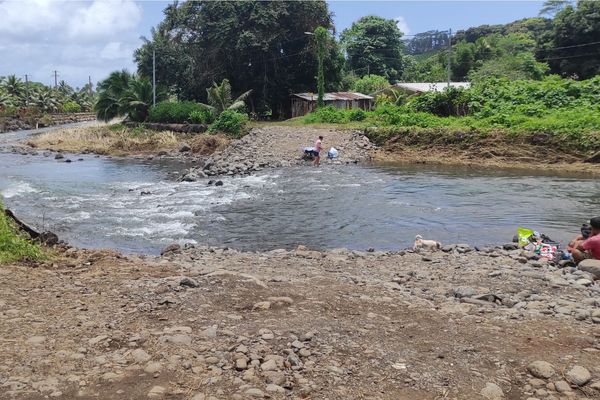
0,1,546,87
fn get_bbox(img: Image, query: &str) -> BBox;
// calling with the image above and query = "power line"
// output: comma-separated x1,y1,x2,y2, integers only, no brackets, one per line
542,40,600,52
540,52,600,61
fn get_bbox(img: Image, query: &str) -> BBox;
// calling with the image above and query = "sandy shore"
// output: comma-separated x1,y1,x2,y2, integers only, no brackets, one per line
1,244,600,399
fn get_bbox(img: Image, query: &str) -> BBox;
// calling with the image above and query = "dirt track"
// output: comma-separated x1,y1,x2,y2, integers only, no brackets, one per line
2,244,600,400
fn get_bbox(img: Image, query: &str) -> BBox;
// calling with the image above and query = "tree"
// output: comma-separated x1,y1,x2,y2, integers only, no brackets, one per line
1,75,25,99
539,0,573,16
135,0,342,118
352,74,389,95
340,16,405,81
201,79,252,115
468,53,549,82
546,1,600,78
94,70,164,122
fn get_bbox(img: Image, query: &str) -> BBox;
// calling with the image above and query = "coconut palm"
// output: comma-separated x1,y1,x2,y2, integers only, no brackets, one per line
201,79,252,115
119,78,154,122
30,87,62,113
95,70,133,122
95,70,163,122
1,75,25,99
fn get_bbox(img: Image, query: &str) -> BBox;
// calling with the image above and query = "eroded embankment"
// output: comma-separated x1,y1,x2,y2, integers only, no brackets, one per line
366,126,600,175
1,244,600,400
24,124,229,159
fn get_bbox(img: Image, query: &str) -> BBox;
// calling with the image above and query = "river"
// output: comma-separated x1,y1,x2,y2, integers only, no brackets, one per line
1,124,598,254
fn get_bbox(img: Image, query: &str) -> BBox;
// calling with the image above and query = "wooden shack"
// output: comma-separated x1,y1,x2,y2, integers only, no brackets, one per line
290,92,373,118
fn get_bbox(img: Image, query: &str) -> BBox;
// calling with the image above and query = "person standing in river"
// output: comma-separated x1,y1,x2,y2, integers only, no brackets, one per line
314,135,323,167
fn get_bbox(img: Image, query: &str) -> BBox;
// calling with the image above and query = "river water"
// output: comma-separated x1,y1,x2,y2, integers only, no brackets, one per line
1,128,598,254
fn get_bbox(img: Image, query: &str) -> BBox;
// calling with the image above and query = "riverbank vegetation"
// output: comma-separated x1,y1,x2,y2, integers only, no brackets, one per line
301,76,600,155
27,124,230,157
0,203,42,264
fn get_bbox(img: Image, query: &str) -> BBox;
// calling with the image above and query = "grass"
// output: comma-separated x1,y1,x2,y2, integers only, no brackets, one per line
0,203,42,264
27,124,230,156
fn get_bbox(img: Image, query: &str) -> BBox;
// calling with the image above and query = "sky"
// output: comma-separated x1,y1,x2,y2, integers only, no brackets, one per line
0,0,545,88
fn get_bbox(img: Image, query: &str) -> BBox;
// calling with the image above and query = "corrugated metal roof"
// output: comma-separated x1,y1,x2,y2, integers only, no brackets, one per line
395,82,471,93
292,92,373,101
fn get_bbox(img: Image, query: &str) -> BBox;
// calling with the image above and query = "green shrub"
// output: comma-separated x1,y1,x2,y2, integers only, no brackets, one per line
208,110,248,138
303,106,349,124
0,203,42,264
188,109,214,124
348,108,366,121
148,101,206,123
62,101,81,113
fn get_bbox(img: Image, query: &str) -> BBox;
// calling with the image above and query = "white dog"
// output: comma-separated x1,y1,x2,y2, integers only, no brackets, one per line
413,235,441,252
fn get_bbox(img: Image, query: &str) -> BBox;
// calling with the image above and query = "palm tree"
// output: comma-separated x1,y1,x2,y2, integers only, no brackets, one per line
1,75,25,98
94,70,133,122
95,70,163,122
30,87,61,113
119,78,154,122
201,79,252,115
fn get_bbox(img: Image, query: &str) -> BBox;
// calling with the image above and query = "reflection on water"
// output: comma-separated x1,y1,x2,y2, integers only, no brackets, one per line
1,150,598,254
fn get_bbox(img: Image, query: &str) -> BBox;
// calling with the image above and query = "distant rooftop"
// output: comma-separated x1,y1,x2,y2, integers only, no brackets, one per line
292,92,373,101
395,82,471,93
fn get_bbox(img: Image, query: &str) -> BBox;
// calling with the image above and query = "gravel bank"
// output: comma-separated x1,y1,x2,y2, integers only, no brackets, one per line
2,244,600,399
195,126,375,178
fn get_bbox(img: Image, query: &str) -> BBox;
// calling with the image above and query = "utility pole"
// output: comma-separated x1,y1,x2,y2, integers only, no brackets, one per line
152,48,156,107
88,75,93,97
447,28,452,88
53,70,58,88
367,65,370,76
24,74,29,106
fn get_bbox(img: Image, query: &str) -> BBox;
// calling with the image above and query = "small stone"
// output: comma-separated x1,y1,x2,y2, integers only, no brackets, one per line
147,386,166,398
131,349,151,363
180,277,199,288
565,365,591,386
527,361,555,379
554,380,572,393
265,384,286,393
261,359,278,371
144,361,162,374
481,382,504,399
161,243,181,256
245,388,264,397
252,301,271,311
291,340,304,349
26,336,46,345
235,358,248,370
179,143,191,152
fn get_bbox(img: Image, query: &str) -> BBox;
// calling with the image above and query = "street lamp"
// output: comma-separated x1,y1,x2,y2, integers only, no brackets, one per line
140,36,156,107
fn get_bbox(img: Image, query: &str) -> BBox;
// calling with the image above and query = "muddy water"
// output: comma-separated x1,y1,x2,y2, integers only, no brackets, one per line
1,142,598,253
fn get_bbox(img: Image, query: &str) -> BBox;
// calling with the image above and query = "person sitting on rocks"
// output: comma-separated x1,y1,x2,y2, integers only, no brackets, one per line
571,217,600,264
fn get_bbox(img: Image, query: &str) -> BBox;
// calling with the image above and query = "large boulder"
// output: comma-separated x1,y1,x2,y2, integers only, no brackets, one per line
578,259,600,279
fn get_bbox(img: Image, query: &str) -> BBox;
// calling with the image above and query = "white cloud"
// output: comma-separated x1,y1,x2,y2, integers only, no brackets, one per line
68,0,141,41
395,16,411,36
0,0,143,86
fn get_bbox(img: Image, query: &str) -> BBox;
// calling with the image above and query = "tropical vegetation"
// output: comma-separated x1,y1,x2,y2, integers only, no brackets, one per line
301,75,600,152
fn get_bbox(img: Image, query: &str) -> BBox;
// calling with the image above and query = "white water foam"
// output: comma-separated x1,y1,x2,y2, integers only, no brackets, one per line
1,181,39,199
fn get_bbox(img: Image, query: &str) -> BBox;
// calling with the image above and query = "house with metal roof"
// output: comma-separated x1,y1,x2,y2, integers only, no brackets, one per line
290,92,373,118
395,82,471,94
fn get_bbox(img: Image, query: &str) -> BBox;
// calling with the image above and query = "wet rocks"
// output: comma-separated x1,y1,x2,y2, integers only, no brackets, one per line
54,153,64,160
161,243,181,256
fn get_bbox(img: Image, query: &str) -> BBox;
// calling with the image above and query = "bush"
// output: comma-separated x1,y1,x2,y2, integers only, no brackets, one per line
188,109,214,124
0,203,42,264
62,101,81,113
208,110,248,138
348,108,366,121
352,74,390,95
303,106,349,124
148,101,206,123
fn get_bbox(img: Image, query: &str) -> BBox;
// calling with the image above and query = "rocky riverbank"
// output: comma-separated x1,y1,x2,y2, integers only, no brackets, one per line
2,243,600,399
